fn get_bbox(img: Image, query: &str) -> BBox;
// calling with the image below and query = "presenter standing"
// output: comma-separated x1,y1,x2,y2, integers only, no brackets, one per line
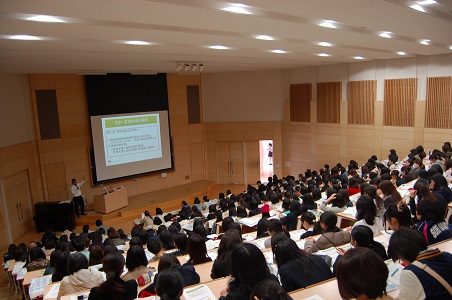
71,177,86,218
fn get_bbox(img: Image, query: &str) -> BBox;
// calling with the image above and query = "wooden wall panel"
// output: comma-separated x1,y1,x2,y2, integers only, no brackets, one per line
348,80,375,125
383,78,417,127
290,84,311,122
425,76,452,129
317,82,341,123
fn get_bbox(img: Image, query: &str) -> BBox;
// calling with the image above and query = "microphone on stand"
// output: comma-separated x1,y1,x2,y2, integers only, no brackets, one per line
100,185,109,194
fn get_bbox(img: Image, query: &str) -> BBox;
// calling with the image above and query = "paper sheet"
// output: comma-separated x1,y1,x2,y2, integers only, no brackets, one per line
303,295,324,300
183,284,216,300
46,283,61,298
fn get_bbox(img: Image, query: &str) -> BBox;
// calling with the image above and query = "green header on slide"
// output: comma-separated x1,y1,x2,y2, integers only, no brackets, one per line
104,115,157,128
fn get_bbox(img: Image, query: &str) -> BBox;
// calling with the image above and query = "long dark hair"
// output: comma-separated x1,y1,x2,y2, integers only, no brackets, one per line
250,279,293,300
355,196,377,225
351,226,387,261
155,269,183,300
52,251,70,282
187,234,211,265
229,243,273,299
273,239,311,274
216,229,242,272
383,204,412,229
98,252,126,300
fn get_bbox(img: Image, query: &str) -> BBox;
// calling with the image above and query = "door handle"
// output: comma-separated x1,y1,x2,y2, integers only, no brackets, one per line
16,204,20,221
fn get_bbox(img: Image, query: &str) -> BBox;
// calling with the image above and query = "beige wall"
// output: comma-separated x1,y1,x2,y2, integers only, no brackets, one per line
27,73,205,205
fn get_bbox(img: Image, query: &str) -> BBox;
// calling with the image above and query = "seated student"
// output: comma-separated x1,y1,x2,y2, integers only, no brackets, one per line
250,279,294,300
378,180,402,209
88,245,103,266
347,178,361,196
58,252,104,298
273,238,333,292
256,218,270,240
26,247,49,271
248,199,261,217
43,250,60,275
206,204,217,220
147,238,166,262
389,228,452,300
336,248,391,300
159,229,176,250
383,204,412,231
210,210,223,234
186,234,211,265
304,212,351,254
335,226,387,274
172,233,188,256
88,252,137,300
95,219,108,233
319,192,346,214
122,245,153,281
299,211,320,239
362,185,385,218
415,198,452,245
139,253,200,296
155,269,184,300
263,219,288,248
352,196,384,237
219,243,278,300
430,173,452,203
301,193,317,211
236,205,248,218
139,210,154,230
211,229,242,279
280,200,301,231
52,251,70,282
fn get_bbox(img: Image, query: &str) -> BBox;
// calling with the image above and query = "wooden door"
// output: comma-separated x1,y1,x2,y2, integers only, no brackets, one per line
229,142,244,184
4,174,23,241
245,142,260,185
17,171,34,232
0,183,9,250
216,142,231,184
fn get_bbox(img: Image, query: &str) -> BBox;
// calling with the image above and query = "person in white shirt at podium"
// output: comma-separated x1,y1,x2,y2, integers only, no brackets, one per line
71,176,86,218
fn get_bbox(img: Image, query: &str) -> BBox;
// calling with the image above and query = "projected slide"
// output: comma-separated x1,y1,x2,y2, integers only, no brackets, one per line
102,114,162,166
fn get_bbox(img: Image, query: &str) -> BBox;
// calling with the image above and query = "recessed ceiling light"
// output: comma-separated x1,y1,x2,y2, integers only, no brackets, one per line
379,31,392,38
318,53,330,57
26,15,65,23
418,0,436,5
125,41,151,45
410,4,425,12
397,51,406,56
420,39,430,45
449,46,452,50
9,35,41,40
319,20,337,28
222,3,251,14
209,45,229,50
318,42,333,47
354,56,364,60
255,35,274,41
271,50,286,54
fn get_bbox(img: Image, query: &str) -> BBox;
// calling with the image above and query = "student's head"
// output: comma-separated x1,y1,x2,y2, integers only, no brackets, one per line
416,198,443,222
383,204,412,230
126,245,148,272
156,269,184,300
208,204,216,213
82,224,89,233
256,218,269,238
28,247,46,262
350,225,374,248
216,229,242,265
155,207,163,215
173,233,188,252
230,243,272,297
187,233,210,264
89,245,104,265
388,227,428,263
103,251,125,279
267,219,283,235
157,253,181,273
251,279,293,300
95,219,103,227
228,222,242,233
147,238,162,255
67,252,88,275
272,238,308,270
355,196,377,225
319,211,338,231
289,200,301,214
222,217,234,232
300,211,316,230
159,230,175,250
336,248,388,300
52,251,70,282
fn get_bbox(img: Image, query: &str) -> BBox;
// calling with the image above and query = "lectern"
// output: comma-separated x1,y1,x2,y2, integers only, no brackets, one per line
94,186,128,213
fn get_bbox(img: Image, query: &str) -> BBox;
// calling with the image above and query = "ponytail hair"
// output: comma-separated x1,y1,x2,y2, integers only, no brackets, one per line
383,204,412,228
97,252,125,300
156,269,183,300
250,279,293,300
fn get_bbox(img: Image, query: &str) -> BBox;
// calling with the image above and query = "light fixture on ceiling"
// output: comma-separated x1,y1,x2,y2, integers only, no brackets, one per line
318,53,330,57
255,35,274,41
420,39,430,45
318,42,333,47
418,0,436,5
319,20,337,28
9,35,41,40
410,4,425,12
449,46,452,50
125,40,151,45
397,51,407,55
222,3,251,14
209,45,229,50
26,15,65,23
175,62,204,73
175,62,183,72
271,49,286,54
354,56,364,60
379,31,392,38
